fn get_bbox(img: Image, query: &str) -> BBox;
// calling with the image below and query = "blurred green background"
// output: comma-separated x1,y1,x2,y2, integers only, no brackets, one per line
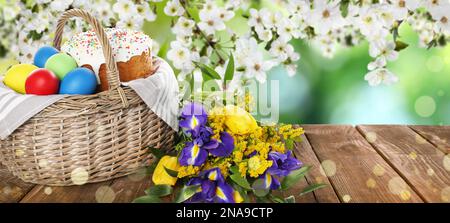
1,0,449,125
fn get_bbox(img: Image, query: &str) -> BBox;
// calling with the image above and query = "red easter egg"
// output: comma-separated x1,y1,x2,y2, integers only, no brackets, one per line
25,68,60,95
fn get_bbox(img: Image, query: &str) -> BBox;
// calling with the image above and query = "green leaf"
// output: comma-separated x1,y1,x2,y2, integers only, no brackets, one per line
145,185,173,197
394,40,409,51
339,0,350,17
256,196,270,203
230,173,252,190
252,179,270,197
198,63,221,80
269,194,285,203
175,185,201,203
281,166,311,190
164,167,179,178
224,53,235,83
285,139,294,150
133,195,162,203
299,183,327,196
284,195,296,203
230,166,239,175
149,147,164,159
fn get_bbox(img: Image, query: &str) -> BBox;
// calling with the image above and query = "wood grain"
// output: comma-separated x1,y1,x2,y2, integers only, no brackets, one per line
293,128,340,203
108,167,153,203
0,165,35,203
2,125,447,203
410,125,450,154
357,125,450,203
20,181,112,203
303,125,423,203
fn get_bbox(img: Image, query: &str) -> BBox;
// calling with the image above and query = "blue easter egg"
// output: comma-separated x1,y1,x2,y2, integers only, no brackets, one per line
34,46,59,68
59,68,98,95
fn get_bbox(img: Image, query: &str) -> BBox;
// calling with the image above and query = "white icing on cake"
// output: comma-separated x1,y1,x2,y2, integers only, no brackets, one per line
61,28,152,83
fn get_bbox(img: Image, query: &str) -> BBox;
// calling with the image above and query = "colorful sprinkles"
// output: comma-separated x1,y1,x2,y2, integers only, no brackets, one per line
61,28,152,79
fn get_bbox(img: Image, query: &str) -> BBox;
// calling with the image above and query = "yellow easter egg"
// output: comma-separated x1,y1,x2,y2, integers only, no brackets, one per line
3,64,38,94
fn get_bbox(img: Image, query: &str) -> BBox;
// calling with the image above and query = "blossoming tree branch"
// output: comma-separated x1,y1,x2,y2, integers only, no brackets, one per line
1,0,449,88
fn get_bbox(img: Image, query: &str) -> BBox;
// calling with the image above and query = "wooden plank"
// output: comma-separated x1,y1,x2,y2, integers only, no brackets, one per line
358,125,450,203
0,165,36,203
293,127,340,203
108,167,152,203
410,125,450,154
303,125,423,203
20,180,112,203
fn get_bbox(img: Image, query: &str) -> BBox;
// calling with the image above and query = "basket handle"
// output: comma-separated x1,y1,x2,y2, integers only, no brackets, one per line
53,9,129,108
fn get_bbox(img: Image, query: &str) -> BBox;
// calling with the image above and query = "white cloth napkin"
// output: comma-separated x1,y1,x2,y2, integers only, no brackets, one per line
0,57,178,140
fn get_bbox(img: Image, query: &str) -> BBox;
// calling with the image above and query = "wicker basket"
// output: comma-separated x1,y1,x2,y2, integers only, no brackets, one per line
0,9,175,186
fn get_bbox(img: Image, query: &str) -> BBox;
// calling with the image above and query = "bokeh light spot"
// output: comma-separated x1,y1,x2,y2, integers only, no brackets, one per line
366,178,376,188
399,190,411,201
414,96,436,118
427,168,435,176
95,186,116,203
365,132,377,143
388,177,407,195
2,186,12,195
319,160,337,177
38,159,48,168
426,55,444,72
15,149,25,157
71,167,89,185
443,155,450,171
342,194,351,203
127,167,147,182
408,152,417,160
441,187,450,202
372,164,386,176
44,187,52,195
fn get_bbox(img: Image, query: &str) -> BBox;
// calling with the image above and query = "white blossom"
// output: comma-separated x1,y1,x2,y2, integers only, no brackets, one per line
137,3,156,22
243,54,274,83
308,0,345,35
164,0,185,17
167,41,197,73
116,16,144,30
364,68,399,86
198,9,226,35
113,0,138,20
172,17,195,37
50,0,73,12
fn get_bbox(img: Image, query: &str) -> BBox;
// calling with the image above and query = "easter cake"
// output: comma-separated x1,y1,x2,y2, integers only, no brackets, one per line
61,28,154,91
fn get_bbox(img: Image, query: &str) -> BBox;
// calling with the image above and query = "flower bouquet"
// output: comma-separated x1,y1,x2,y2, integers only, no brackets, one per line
134,102,325,203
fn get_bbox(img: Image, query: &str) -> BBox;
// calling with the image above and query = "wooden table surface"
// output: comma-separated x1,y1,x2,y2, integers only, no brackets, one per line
1,125,449,203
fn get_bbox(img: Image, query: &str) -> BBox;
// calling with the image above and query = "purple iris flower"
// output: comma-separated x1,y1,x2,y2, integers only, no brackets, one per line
260,172,281,190
267,151,303,177
196,126,218,147
179,102,208,136
185,168,237,203
178,138,211,166
207,132,234,157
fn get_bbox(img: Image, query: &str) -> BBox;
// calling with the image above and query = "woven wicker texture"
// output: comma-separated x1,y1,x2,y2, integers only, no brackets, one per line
0,9,175,186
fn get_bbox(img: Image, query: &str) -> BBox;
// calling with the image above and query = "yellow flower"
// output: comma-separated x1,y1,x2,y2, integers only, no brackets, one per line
247,155,273,178
223,105,258,135
177,165,200,178
234,191,244,203
238,162,248,177
152,156,180,186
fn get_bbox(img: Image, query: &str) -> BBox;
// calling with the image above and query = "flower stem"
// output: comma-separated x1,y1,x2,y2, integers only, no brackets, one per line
179,0,226,63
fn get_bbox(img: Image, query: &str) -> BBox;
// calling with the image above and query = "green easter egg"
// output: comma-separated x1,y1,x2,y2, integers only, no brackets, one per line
45,53,78,79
